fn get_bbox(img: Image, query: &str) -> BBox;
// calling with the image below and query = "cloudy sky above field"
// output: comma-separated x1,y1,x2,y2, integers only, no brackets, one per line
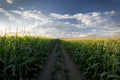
0,0,120,38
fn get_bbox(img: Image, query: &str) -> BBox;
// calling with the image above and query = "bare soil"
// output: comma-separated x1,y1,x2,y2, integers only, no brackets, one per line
37,40,85,80
37,41,58,80
60,44,85,80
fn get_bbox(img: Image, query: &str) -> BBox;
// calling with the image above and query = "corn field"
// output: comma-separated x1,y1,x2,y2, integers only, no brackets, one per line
0,35,55,80
61,38,120,80
0,36,120,80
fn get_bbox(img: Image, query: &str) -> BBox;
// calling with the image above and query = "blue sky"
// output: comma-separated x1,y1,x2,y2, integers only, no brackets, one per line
0,0,120,38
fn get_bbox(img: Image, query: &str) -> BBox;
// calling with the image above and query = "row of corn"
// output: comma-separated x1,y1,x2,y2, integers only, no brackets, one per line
61,38,120,80
0,35,55,80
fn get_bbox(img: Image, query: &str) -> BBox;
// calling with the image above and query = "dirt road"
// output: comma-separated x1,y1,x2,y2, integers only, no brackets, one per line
37,40,85,80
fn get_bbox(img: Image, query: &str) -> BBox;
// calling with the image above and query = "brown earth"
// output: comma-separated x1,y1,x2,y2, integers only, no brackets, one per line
37,40,85,80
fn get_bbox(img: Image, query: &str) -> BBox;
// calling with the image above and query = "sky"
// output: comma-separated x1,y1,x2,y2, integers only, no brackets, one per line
0,0,120,38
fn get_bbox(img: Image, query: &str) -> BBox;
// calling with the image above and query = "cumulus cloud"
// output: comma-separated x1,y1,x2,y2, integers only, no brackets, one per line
110,30,120,37
10,10,120,37
21,10,49,21
6,0,14,4
50,13,73,19
0,7,22,24
12,10,52,25
20,7,25,10
0,6,120,38
51,11,120,28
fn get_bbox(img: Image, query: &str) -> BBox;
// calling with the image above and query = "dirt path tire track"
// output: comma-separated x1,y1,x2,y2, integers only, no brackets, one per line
38,41,58,80
37,39,85,80
60,43,85,80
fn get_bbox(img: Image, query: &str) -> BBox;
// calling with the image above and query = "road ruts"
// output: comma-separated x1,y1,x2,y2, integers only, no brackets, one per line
37,39,85,80
38,41,58,80
60,44,85,80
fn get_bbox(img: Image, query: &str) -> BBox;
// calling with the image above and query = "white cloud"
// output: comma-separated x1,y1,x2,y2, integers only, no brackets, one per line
0,22,7,30
50,13,73,19
110,30,120,37
77,34,87,37
51,11,120,28
0,7,22,24
22,11,47,20
20,7,25,10
12,11,120,38
12,10,52,24
74,12,106,27
104,11,116,15
6,0,14,4
12,10,47,20
0,7,120,38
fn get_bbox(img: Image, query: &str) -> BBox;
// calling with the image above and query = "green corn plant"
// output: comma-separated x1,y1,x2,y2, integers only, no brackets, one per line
61,38,120,80
0,35,55,80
